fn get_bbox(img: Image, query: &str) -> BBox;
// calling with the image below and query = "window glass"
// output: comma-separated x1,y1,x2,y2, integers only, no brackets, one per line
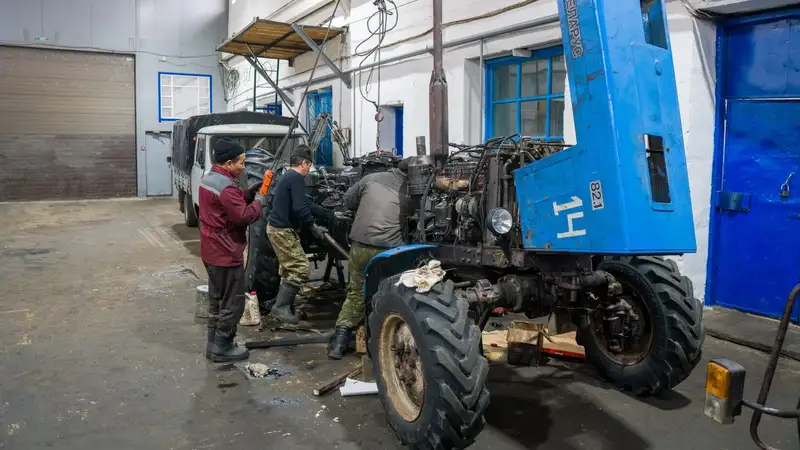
486,49,567,140
550,99,565,137
551,56,567,95
521,100,547,137
196,136,206,167
160,74,212,120
492,103,518,137
492,65,517,100
521,60,548,98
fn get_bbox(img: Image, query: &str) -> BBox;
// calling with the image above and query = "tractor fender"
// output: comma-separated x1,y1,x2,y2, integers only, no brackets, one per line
362,244,438,301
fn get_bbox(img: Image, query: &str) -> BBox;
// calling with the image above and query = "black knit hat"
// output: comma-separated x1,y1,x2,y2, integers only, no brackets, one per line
291,145,313,163
213,138,245,164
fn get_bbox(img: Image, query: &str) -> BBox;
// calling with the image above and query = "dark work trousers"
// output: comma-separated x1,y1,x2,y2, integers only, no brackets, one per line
204,263,246,339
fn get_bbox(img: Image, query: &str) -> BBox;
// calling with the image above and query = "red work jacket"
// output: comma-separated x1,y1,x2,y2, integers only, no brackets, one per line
198,166,263,267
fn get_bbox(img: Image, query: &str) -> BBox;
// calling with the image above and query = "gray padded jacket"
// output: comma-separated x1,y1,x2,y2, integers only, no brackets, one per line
344,168,410,248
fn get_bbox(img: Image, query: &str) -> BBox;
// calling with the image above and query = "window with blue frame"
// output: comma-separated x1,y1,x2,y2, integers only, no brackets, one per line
158,72,212,122
485,47,566,141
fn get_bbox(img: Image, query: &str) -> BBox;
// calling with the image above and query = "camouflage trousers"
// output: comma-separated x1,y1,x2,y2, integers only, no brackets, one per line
336,242,386,328
266,224,310,288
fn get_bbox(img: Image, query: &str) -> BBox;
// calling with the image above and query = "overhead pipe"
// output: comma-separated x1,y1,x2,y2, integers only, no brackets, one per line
276,14,561,93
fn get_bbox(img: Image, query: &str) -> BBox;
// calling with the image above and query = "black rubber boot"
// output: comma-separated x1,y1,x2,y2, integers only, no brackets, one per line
270,282,301,325
211,332,249,363
327,326,353,360
205,327,216,360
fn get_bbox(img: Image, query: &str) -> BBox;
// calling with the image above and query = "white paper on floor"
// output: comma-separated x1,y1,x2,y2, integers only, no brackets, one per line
339,378,378,397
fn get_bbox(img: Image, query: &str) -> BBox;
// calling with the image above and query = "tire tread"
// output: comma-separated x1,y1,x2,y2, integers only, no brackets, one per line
591,256,705,395
369,278,490,450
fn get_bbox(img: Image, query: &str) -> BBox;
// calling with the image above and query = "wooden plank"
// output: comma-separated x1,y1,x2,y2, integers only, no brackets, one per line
313,362,363,396
217,18,345,58
542,331,585,358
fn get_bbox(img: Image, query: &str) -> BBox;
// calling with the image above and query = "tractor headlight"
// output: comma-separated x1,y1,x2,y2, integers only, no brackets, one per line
704,359,746,424
487,208,513,235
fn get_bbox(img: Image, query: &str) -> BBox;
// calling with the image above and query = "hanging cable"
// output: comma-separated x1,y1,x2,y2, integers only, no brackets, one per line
354,0,399,151
250,0,344,169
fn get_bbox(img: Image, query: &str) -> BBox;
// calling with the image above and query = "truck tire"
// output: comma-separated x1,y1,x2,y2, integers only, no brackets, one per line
178,189,186,213
184,193,198,228
580,256,704,396
367,275,490,450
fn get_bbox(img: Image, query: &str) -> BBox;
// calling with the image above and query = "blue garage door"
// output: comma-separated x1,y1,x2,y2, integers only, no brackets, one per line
710,11,800,322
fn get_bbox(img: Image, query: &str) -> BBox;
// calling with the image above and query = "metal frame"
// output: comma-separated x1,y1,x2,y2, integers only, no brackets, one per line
484,46,565,141
232,21,354,139
705,6,800,306
291,23,352,89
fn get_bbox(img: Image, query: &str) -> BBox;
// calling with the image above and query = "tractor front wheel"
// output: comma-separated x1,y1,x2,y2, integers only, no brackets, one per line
367,275,490,450
579,256,705,395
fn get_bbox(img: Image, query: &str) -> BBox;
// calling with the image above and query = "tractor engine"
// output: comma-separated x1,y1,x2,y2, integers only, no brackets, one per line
406,138,553,249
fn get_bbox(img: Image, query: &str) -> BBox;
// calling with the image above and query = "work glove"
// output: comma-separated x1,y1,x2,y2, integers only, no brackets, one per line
245,181,261,202
312,225,329,240
255,193,267,206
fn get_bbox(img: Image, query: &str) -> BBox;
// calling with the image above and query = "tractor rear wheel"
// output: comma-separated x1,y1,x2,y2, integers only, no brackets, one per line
367,275,490,450
579,256,705,395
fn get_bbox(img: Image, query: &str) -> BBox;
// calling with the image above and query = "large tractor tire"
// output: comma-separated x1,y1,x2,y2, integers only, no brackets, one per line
184,193,198,228
367,275,490,450
579,256,705,396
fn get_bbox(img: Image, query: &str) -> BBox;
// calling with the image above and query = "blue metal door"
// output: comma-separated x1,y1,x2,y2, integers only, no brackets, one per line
307,90,333,166
710,11,800,322
394,106,404,157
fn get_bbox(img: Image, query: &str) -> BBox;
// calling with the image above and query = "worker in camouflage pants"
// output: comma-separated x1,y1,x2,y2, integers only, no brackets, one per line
328,158,413,359
267,225,310,287
266,146,334,325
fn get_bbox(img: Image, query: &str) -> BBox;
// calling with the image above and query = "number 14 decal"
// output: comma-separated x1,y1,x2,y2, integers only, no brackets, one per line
553,196,587,239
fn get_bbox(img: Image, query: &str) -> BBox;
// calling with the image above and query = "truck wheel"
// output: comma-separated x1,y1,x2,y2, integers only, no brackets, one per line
367,275,490,450
580,256,705,395
178,189,186,213
184,193,198,228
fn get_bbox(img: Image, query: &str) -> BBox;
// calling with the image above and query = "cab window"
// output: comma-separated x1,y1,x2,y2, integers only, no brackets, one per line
195,135,206,168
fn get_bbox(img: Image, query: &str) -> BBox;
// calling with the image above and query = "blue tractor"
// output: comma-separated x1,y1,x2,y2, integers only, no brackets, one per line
361,0,705,448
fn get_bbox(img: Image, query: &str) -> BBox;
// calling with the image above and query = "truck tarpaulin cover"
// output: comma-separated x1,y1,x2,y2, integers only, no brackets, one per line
171,111,293,174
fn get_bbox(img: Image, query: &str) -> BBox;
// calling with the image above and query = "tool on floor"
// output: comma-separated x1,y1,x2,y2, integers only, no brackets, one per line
313,362,363,396
245,331,334,349
270,325,324,334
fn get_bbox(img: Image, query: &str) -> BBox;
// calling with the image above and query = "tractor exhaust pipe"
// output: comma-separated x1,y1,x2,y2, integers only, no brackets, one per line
429,0,448,167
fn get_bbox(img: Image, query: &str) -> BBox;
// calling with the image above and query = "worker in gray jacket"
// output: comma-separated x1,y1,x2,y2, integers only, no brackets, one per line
328,158,412,359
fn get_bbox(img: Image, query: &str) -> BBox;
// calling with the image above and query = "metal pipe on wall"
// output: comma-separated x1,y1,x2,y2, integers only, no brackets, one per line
479,39,485,143
278,14,560,92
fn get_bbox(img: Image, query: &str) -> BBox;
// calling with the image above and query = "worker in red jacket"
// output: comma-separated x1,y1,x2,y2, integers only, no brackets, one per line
198,138,266,362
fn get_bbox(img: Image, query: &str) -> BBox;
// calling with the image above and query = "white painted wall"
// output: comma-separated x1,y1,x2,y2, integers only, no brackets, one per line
225,0,720,300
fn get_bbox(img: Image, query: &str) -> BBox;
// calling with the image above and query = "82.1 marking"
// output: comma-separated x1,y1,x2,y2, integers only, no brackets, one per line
589,180,605,210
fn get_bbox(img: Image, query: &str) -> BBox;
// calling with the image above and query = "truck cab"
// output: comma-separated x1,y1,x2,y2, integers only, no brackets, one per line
183,123,306,227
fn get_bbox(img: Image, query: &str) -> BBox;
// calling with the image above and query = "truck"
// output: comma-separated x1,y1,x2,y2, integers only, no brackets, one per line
171,111,301,227
349,0,707,448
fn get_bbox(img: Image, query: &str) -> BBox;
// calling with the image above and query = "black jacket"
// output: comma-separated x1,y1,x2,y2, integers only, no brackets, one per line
267,169,332,229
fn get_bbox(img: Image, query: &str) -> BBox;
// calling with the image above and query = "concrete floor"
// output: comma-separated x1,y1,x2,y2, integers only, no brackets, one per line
0,198,798,450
